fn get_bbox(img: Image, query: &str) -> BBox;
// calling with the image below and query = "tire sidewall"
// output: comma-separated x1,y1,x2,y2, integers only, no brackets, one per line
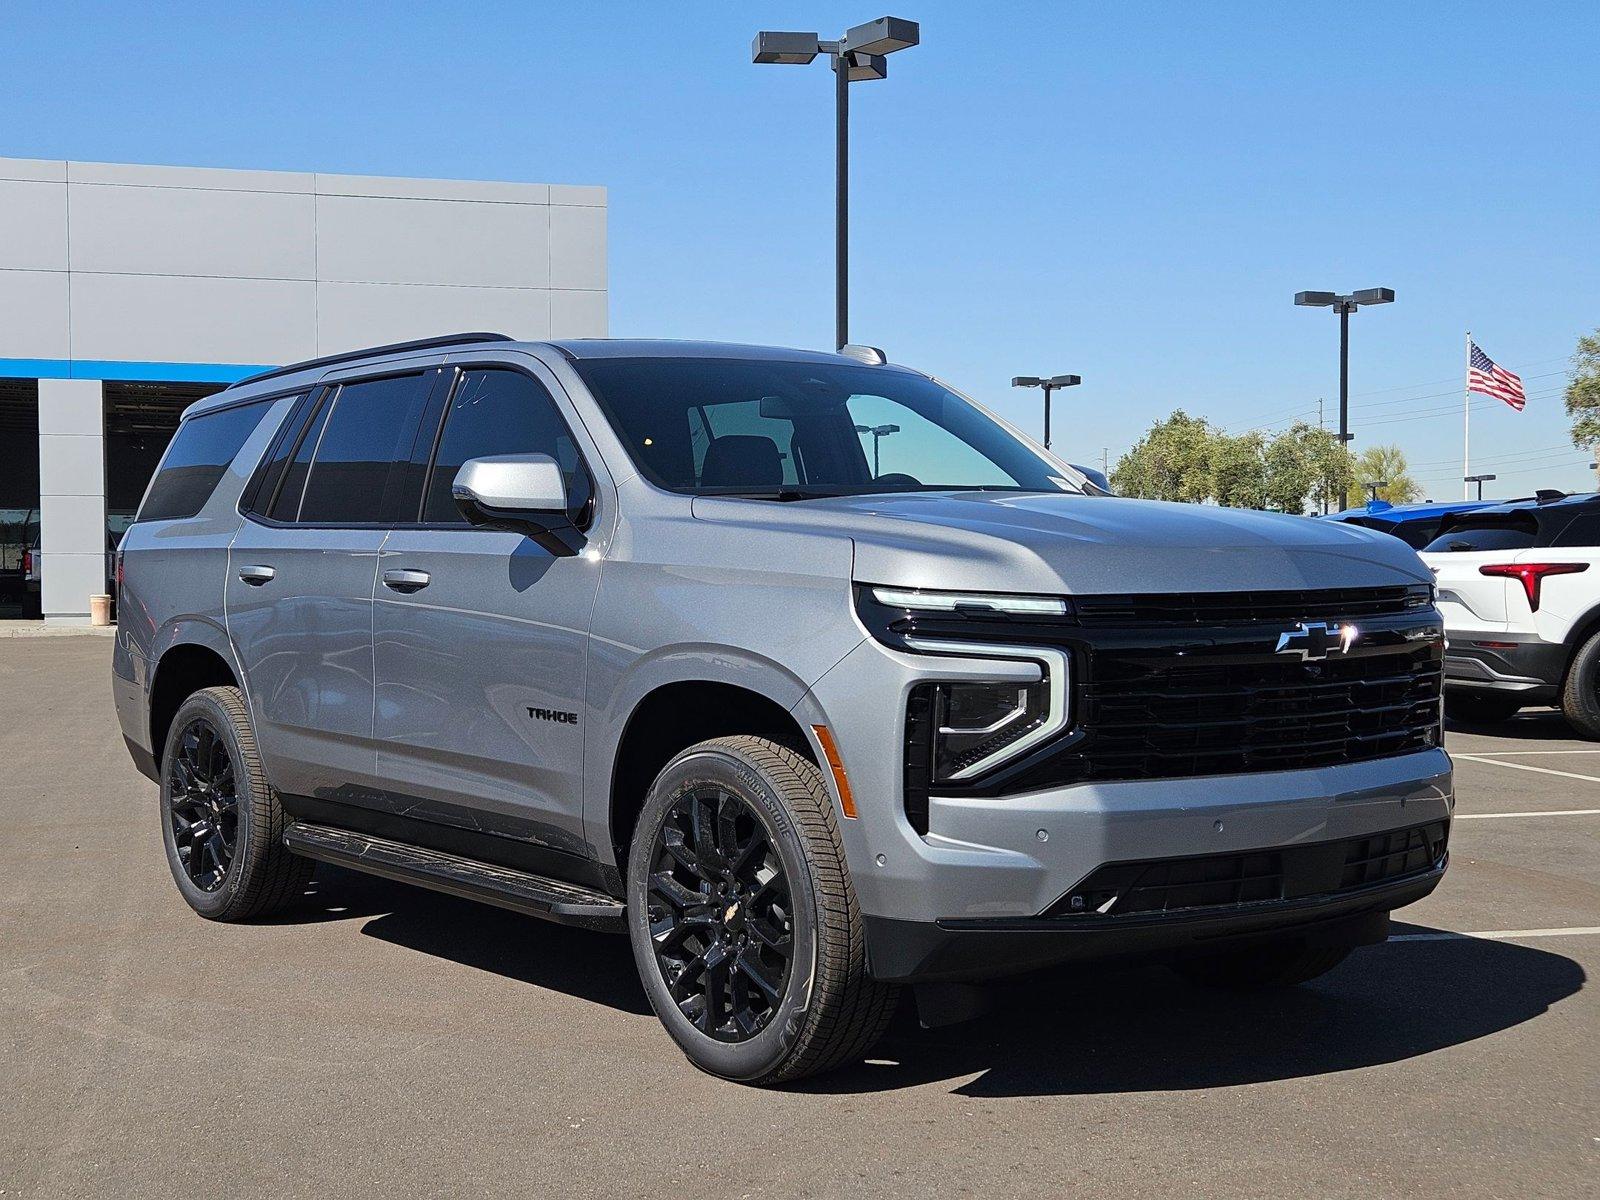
1564,632,1600,735
626,744,821,1082
159,690,260,919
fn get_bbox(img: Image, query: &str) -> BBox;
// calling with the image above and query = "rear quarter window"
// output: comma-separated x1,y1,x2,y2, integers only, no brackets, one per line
1550,512,1600,548
137,400,274,522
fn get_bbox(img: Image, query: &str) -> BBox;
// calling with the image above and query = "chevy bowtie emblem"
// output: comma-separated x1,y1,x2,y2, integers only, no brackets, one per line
1274,621,1358,661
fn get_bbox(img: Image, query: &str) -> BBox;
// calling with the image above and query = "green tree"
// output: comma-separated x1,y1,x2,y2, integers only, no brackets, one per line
1210,430,1268,508
1110,410,1215,502
1564,328,1600,449
1303,424,1354,513
1351,444,1420,505
1253,422,1352,514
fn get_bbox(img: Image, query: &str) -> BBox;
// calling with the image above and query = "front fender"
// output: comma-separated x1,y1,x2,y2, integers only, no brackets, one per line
581,642,845,864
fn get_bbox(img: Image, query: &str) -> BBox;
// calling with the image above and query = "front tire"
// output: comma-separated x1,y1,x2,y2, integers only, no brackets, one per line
1171,940,1352,990
626,735,897,1085
1560,628,1600,739
159,686,312,921
1445,690,1523,725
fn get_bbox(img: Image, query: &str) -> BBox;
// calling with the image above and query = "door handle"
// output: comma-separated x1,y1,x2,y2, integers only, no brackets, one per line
237,564,276,586
381,568,431,594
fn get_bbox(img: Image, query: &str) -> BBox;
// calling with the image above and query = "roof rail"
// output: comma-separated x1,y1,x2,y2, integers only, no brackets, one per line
226,332,515,389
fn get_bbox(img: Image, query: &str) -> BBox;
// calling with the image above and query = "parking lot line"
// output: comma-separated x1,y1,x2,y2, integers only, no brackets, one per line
1388,926,1600,942
1452,753,1600,785
1455,808,1600,820
1459,752,1600,761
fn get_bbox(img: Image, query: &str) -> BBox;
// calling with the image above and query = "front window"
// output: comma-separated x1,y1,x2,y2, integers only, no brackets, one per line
572,357,1079,497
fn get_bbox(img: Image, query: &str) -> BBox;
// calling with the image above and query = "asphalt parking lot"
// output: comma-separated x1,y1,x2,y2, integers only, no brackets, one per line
2,636,1596,1199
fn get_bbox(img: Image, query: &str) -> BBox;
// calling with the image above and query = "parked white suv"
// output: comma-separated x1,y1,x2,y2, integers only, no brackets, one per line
1422,493,1600,734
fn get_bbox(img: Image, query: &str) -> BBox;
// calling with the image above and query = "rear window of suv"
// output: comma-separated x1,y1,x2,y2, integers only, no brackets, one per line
1423,514,1538,553
137,399,274,522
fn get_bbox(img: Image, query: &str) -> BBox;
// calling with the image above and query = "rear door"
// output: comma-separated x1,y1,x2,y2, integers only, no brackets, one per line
226,369,438,800
371,363,603,864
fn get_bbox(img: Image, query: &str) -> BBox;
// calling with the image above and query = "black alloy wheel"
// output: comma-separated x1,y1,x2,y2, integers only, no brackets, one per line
646,784,794,1042
166,716,239,892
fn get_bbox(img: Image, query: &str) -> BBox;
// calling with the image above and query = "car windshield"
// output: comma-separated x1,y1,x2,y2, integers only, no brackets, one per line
570,356,1080,497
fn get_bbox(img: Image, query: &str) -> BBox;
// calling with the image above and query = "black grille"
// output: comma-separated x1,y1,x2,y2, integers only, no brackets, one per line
1075,585,1431,628
1070,640,1443,783
1043,820,1447,919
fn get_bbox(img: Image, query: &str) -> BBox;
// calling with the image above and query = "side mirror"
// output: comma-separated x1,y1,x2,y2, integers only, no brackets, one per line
452,454,579,554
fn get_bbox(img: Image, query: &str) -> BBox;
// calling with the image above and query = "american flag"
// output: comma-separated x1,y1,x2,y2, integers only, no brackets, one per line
1469,341,1526,411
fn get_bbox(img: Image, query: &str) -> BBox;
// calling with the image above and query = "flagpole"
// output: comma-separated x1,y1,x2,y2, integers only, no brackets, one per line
1463,330,1472,500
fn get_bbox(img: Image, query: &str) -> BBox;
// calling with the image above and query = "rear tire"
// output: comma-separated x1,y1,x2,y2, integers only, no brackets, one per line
1560,628,1600,739
626,735,897,1085
1171,940,1352,990
159,686,312,921
1445,690,1523,725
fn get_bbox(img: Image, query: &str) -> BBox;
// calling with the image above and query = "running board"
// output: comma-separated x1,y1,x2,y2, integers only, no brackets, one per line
284,823,625,932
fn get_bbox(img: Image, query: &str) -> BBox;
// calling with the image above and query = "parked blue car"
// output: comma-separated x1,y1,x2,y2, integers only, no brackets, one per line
1323,499,1500,549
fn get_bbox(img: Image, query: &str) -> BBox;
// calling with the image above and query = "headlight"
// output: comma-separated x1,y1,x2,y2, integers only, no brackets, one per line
903,638,1071,783
930,679,1051,780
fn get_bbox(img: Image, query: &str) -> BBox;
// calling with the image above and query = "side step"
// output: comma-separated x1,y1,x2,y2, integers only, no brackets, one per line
284,823,626,932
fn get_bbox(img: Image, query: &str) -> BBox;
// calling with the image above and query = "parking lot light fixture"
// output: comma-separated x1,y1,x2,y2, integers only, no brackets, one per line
1465,472,1497,501
752,17,920,350
854,422,901,476
1294,286,1395,453
1011,374,1082,449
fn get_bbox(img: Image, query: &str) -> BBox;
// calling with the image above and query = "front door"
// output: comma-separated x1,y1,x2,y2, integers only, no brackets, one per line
372,366,602,865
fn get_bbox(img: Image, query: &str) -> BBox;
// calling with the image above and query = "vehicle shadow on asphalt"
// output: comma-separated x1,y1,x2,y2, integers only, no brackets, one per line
1447,708,1580,742
801,927,1587,1097
279,864,653,1015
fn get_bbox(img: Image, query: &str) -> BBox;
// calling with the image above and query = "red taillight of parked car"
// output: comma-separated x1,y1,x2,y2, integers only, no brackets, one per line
1479,561,1589,611
22,549,32,575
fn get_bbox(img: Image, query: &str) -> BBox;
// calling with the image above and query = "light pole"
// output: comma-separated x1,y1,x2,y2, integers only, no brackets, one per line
1011,375,1082,449
1365,479,1389,504
753,17,920,350
1465,472,1496,501
854,423,900,476
1294,287,1394,500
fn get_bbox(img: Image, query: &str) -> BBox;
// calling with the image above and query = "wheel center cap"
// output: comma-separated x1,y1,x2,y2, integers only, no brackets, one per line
722,900,744,932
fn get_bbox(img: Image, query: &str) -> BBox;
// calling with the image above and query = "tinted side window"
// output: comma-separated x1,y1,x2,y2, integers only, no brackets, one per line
243,390,319,516
138,400,273,522
268,391,333,522
1552,513,1600,548
299,375,429,523
423,370,591,524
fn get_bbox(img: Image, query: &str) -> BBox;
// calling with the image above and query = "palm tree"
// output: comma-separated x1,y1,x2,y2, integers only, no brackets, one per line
1352,444,1420,504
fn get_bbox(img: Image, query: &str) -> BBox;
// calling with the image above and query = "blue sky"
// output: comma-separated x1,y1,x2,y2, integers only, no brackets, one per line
4,1,1597,497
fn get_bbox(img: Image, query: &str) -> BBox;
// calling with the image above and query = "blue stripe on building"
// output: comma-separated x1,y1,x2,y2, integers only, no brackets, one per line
0,359,275,384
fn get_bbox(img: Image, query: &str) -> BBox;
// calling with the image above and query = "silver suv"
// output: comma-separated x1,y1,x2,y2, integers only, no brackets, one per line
113,333,1453,1083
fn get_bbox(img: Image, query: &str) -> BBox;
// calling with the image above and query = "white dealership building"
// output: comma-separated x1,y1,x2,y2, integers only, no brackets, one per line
0,156,607,622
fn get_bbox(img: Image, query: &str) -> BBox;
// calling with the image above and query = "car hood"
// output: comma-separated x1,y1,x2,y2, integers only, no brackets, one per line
691,491,1431,595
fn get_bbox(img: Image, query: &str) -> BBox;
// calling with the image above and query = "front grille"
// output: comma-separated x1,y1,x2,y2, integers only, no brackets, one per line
893,591,1445,823
1071,639,1443,782
1074,585,1430,628
1042,820,1447,919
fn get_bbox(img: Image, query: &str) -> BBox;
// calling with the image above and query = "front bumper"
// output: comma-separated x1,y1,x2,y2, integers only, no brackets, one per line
1444,632,1564,700
797,636,1454,982
865,845,1443,981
